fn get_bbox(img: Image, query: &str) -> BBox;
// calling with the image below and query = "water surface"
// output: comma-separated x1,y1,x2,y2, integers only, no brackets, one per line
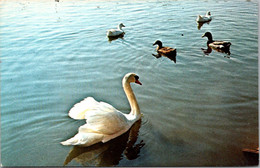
1,0,258,166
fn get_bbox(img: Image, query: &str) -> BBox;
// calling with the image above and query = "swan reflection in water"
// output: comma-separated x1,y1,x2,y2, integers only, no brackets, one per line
63,119,144,166
107,33,125,43
201,45,231,58
152,53,177,63
197,20,211,30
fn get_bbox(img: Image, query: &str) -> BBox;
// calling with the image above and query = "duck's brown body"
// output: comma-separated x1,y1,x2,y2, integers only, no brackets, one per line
202,32,231,54
153,40,177,63
157,46,176,55
208,41,231,50
153,40,176,55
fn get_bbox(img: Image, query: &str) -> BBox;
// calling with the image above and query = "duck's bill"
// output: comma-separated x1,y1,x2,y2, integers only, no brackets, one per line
202,34,205,37
135,80,142,85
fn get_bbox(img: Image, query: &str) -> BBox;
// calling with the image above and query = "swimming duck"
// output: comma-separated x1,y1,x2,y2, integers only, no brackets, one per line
153,40,176,56
196,11,212,23
106,23,125,37
202,32,231,54
153,40,177,63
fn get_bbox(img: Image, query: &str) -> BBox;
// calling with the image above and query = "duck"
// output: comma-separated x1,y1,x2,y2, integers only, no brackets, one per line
196,11,212,23
106,23,125,37
153,40,177,63
202,32,231,54
153,40,176,56
61,73,142,147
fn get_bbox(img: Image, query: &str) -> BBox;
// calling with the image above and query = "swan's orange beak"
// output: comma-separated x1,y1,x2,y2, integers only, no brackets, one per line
135,80,142,85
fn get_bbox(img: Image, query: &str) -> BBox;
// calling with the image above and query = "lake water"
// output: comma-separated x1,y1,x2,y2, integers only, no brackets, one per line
1,0,258,166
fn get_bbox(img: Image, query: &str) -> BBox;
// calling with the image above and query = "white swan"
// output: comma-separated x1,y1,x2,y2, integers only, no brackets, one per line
61,73,142,147
106,23,125,37
196,11,212,23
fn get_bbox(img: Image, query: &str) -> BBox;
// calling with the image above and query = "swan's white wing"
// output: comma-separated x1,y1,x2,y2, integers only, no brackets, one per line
68,97,118,120
62,98,130,146
68,97,98,119
61,109,129,146
60,132,104,146
81,108,129,135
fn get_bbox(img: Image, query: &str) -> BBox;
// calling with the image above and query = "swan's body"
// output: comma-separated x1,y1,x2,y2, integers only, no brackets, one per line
196,11,212,23
61,73,142,147
106,23,125,37
202,32,231,53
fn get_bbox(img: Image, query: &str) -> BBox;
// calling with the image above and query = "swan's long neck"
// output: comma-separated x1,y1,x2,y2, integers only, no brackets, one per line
123,81,140,117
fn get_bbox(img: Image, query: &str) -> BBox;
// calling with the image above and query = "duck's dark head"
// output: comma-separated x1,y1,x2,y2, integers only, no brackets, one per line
153,40,163,48
202,32,213,41
118,23,125,29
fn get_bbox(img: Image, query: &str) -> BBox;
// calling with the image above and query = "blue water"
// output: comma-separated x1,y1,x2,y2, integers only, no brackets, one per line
1,0,258,166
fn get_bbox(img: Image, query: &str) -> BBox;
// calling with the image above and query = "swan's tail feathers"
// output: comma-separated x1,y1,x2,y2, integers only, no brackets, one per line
60,136,79,146
60,132,104,146
68,97,99,120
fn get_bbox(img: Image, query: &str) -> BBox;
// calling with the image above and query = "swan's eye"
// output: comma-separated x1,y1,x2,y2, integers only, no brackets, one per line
134,75,139,81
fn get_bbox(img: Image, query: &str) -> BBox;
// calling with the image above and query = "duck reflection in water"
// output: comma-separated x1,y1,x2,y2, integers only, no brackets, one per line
107,33,125,43
201,45,231,57
152,53,177,63
197,20,211,30
63,119,144,166
201,46,212,55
